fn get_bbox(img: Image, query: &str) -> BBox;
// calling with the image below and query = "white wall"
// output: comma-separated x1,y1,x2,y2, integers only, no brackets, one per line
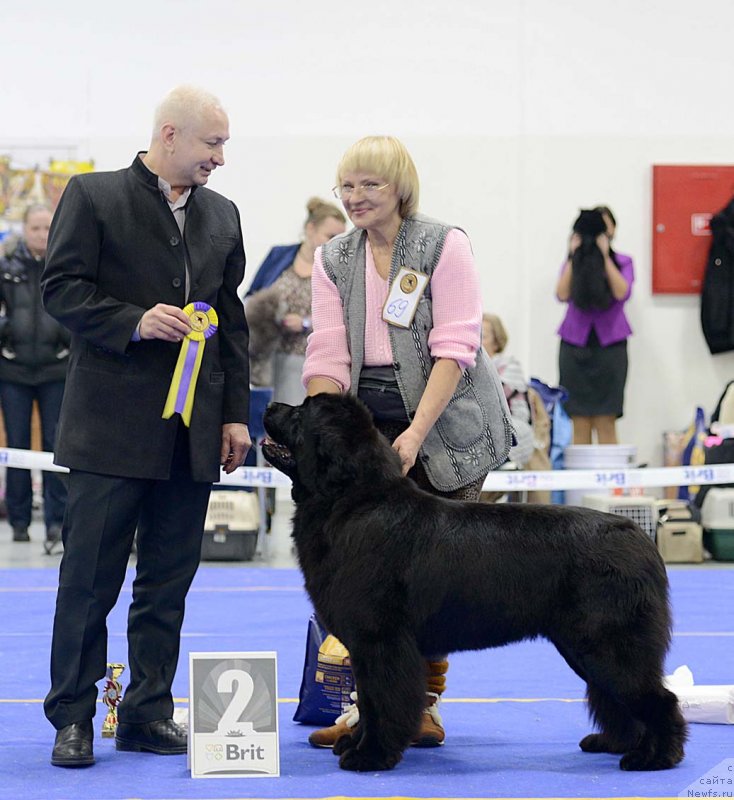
3,0,734,465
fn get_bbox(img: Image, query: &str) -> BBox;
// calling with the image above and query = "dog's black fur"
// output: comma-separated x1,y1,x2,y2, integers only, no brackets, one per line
262,393,687,773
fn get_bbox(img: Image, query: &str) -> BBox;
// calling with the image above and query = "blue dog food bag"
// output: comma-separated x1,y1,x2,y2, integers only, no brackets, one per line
293,614,355,725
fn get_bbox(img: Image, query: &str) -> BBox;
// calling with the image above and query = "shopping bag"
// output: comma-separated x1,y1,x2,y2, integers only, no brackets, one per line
678,407,707,503
293,613,355,725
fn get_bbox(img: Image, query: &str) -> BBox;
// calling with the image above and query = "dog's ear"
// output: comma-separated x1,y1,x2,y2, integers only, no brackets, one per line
295,421,359,497
292,428,320,496
316,428,360,495
294,394,371,496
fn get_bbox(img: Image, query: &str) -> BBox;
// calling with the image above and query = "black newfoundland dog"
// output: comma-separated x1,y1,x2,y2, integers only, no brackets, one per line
262,393,686,773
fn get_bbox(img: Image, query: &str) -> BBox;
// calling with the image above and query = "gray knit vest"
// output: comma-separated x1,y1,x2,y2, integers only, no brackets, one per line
320,214,514,491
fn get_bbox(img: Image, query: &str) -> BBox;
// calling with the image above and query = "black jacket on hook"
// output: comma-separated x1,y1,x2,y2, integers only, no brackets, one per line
701,198,734,354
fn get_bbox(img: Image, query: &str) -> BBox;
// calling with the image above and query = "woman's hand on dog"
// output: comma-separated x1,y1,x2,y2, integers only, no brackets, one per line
392,427,423,475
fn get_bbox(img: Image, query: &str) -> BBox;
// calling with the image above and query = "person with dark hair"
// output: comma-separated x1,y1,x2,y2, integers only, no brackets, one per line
555,206,634,444
244,198,345,403
41,85,251,768
0,203,69,546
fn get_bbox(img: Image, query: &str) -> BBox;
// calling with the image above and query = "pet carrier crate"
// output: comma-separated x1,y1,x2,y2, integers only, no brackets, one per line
580,494,658,541
700,488,734,561
201,489,260,561
654,499,704,563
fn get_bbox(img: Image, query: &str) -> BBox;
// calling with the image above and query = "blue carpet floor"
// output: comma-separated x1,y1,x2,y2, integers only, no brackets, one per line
0,564,732,800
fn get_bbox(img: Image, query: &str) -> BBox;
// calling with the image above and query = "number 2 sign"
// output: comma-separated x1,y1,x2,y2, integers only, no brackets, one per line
189,651,279,778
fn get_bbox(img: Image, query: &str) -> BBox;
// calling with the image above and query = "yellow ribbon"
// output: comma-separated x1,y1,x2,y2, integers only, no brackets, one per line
162,302,219,426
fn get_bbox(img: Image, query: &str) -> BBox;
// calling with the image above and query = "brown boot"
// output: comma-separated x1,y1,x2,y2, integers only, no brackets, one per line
308,659,450,749
307,692,359,748
411,659,448,747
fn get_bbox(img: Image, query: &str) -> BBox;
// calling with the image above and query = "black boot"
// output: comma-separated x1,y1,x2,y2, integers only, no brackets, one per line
12,527,30,542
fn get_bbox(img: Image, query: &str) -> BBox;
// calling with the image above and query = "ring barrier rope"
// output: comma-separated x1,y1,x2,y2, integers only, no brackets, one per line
1,446,732,493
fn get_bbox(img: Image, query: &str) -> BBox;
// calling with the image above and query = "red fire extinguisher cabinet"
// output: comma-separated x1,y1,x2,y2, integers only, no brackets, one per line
652,164,734,294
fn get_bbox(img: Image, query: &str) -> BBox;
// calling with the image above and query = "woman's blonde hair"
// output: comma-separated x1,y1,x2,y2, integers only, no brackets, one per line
304,196,346,230
336,136,419,218
483,313,508,353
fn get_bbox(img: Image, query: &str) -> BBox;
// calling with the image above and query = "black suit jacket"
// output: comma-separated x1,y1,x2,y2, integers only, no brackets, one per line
42,154,250,482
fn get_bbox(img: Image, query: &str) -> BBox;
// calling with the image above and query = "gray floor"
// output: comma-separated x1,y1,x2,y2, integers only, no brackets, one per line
0,517,66,568
0,517,281,570
0,491,294,569
2,515,732,574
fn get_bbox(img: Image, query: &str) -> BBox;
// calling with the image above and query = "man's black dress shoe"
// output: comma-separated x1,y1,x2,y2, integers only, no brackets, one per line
51,721,94,767
115,718,187,754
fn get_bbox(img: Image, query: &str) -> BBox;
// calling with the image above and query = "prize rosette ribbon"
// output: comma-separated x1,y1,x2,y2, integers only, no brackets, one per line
162,302,218,426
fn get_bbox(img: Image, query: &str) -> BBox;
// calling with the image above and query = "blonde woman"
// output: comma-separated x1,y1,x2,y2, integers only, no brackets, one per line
302,136,513,751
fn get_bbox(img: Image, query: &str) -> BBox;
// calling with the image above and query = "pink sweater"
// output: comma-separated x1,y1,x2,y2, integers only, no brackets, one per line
302,228,482,392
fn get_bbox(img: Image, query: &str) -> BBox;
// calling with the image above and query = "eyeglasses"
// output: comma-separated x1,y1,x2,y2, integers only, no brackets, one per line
332,182,390,200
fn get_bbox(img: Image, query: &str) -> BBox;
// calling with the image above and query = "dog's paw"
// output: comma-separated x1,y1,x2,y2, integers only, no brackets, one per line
333,732,357,756
338,746,402,772
619,747,682,771
580,733,627,755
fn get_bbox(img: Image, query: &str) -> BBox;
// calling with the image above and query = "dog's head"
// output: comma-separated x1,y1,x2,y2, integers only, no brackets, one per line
262,393,403,501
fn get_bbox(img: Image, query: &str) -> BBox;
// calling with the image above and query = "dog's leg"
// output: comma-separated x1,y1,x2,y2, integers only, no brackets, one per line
580,684,644,755
577,645,686,770
552,641,643,756
552,639,589,685
616,687,686,771
336,635,425,772
553,640,630,754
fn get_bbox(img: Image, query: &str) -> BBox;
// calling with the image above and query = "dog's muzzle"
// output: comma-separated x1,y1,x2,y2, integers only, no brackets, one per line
261,437,296,474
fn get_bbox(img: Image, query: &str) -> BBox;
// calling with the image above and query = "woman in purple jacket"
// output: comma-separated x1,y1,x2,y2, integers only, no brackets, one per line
555,206,634,445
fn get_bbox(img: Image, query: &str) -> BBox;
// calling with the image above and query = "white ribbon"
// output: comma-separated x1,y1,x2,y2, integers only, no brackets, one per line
2,447,733,493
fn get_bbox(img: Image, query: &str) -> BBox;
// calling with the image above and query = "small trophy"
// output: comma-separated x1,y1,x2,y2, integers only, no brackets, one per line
101,662,125,738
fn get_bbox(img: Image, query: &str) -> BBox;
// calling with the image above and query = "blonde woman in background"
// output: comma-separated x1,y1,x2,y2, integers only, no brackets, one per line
482,313,552,503
244,198,346,404
482,313,534,468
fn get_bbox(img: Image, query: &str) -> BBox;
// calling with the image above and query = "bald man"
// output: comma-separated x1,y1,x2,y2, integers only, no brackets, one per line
41,86,251,767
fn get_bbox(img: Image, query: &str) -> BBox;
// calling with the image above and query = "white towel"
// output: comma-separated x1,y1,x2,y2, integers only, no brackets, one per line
664,665,734,724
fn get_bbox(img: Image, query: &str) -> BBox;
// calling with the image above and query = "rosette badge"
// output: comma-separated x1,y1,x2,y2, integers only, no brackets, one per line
162,302,218,426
